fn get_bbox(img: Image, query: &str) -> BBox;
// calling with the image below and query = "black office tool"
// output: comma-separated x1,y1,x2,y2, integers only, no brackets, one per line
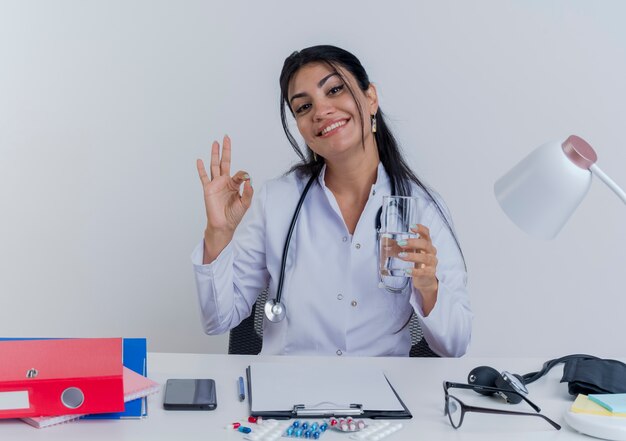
163,379,217,410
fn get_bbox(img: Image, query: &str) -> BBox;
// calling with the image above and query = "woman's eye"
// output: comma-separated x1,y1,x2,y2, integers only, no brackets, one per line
294,103,311,114
328,84,344,95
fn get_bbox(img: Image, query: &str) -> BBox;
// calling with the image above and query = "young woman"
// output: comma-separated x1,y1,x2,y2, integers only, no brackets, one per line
193,45,472,357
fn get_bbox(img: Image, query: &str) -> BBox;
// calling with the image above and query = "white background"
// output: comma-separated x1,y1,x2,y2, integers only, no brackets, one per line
1,0,625,357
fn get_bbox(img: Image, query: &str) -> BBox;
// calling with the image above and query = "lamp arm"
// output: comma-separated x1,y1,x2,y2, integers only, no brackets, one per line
589,164,626,204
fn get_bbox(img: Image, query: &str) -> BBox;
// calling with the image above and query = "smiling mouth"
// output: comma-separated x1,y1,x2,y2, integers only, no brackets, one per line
318,119,348,137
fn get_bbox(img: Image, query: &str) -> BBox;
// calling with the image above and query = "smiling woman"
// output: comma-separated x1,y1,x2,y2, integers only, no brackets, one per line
192,45,472,357
288,63,377,166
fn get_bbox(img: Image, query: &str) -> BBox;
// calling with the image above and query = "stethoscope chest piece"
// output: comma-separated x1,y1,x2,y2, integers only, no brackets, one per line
264,299,286,323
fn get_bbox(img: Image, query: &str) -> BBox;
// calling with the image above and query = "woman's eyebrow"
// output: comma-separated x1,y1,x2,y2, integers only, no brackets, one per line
289,72,340,104
317,72,339,88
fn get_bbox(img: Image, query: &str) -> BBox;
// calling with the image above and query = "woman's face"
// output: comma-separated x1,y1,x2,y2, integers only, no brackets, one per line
287,62,378,162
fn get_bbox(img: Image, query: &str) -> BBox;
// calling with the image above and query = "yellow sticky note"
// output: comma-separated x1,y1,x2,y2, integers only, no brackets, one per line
570,394,626,418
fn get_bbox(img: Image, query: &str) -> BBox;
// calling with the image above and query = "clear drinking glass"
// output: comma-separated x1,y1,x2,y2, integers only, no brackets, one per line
379,196,419,278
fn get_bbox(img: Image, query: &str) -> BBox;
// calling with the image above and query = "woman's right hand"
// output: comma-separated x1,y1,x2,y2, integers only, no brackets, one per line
196,135,253,263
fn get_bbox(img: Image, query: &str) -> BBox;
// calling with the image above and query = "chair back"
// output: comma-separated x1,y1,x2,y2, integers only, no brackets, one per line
227,290,267,355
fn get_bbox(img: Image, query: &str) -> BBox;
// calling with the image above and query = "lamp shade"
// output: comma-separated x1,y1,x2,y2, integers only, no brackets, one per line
494,136,597,240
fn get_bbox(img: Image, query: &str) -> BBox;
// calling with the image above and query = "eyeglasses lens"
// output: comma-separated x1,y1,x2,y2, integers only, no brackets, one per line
446,396,463,428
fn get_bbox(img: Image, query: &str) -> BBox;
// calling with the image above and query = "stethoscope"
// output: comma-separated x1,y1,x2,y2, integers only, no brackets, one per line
264,171,410,323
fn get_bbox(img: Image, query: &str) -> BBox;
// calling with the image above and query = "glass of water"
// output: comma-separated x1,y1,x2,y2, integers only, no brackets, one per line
379,196,419,278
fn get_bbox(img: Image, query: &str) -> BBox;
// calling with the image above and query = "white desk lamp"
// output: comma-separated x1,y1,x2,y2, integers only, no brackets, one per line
495,135,626,239
495,135,626,440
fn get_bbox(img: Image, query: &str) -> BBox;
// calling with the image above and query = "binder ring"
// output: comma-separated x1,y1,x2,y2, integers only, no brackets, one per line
61,387,85,409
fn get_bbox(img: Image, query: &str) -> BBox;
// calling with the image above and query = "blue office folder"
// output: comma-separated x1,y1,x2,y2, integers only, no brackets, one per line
0,337,148,419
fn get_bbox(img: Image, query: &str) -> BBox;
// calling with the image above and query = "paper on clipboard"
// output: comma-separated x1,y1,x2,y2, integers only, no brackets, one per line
248,362,411,418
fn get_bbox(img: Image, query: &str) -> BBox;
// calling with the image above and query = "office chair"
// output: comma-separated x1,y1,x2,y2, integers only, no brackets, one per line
228,289,440,357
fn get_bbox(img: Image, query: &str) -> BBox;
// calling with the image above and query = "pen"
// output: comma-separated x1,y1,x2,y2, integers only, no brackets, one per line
238,376,245,402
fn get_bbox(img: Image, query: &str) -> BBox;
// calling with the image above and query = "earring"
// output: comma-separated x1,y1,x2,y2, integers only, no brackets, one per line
371,114,377,133
313,151,318,162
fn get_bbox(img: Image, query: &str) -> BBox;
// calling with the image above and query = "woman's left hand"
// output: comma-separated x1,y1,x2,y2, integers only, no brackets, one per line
397,224,439,314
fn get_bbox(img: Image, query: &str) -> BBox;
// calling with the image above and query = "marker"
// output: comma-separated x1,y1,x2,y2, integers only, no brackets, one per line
238,376,245,402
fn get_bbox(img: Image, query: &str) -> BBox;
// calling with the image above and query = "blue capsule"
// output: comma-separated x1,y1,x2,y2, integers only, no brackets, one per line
286,427,294,436
320,423,328,432
292,421,301,428
295,428,303,437
310,422,318,431
237,426,252,434
313,431,321,439
302,422,309,430
304,430,312,438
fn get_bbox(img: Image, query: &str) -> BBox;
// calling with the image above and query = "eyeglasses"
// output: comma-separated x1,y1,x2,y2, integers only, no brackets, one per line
443,381,561,430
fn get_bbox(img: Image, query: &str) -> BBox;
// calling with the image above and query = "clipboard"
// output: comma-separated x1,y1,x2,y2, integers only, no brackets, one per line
246,362,412,419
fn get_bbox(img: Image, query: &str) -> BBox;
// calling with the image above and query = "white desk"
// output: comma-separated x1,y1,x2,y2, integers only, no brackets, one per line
0,353,612,440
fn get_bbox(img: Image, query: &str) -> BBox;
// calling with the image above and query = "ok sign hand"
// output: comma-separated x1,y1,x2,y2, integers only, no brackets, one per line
196,135,253,262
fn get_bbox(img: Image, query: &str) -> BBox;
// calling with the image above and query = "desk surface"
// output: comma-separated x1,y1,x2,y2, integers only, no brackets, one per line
0,353,610,440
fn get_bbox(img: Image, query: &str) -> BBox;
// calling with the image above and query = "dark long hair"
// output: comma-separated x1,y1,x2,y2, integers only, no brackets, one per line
279,45,465,266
